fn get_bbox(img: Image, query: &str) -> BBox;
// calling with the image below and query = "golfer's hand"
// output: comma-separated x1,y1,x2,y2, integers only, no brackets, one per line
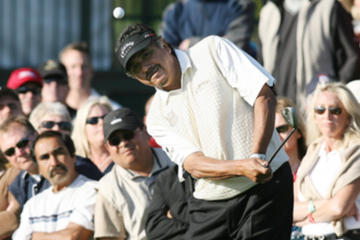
241,158,273,183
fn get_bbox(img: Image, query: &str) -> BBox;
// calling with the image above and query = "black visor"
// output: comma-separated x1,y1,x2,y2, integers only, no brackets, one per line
117,31,156,71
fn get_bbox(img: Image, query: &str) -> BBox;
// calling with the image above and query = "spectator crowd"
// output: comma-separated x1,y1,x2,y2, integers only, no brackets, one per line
1,0,360,239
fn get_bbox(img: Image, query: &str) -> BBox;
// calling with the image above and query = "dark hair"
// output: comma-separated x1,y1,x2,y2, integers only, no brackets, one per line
31,131,76,162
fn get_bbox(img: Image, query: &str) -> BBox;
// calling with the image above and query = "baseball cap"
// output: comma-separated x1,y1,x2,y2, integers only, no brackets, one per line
7,68,43,89
117,30,157,71
103,108,144,141
0,87,19,101
38,60,68,82
346,80,360,103
306,74,337,97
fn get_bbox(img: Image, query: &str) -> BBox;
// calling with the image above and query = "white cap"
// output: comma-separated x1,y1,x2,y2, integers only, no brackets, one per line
347,80,360,103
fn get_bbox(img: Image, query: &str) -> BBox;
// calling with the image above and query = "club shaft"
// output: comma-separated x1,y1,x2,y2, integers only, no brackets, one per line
264,129,296,168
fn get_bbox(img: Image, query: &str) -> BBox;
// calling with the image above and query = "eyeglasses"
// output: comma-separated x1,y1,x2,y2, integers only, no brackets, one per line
314,106,342,115
16,86,41,96
3,136,30,157
108,131,135,146
40,121,71,131
276,125,290,134
86,115,105,125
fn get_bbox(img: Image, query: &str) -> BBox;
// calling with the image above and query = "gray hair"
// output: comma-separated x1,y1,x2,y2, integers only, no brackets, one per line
29,102,71,132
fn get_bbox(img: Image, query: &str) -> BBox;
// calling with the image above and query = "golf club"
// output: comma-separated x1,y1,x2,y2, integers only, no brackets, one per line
263,107,298,168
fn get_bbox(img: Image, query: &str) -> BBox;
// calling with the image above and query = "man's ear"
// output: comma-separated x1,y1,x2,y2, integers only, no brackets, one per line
162,38,171,53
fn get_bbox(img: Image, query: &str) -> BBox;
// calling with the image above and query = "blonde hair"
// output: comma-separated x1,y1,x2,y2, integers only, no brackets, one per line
276,97,307,159
306,82,360,148
71,97,112,158
29,102,71,132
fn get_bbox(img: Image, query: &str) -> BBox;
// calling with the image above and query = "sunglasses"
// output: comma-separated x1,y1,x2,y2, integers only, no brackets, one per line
40,121,71,131
3,136,30,157
314,106,342,115
108,131,135,146
276,125,290,134
16,86,41,96
86,115,106,125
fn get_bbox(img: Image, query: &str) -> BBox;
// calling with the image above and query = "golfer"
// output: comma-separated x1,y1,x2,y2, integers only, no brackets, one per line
116,23,293,239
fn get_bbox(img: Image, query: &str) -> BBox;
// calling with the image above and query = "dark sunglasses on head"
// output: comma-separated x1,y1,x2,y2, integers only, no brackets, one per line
314,106,342,115
4,136,30,157
16,86,41,96
276,125,290,134
40,121,71,131
86,115,105,125
108,131,135,146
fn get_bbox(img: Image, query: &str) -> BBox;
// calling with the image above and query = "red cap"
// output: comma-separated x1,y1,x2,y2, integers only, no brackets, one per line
7,68,43,89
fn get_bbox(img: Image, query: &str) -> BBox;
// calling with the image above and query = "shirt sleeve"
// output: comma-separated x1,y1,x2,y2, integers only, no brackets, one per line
94,192,126,239
11,202,33,240
214,36,275,106
147,124,201,182
0,192,21,237
69,181,97,231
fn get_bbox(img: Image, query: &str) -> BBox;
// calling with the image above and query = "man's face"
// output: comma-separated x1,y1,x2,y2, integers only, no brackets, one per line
105,128,151,170
34,136,76,187
0,95,23,125
17,82,42,116
0,123,37,173
61,49,93,91
127,39,181,91
41,78,69,103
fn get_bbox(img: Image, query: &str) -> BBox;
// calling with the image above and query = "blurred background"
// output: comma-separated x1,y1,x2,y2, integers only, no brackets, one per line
0,0,263,116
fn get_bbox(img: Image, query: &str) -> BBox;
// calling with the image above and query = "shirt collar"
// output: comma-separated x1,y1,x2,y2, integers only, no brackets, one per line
156,49,191,104
121,148,169,180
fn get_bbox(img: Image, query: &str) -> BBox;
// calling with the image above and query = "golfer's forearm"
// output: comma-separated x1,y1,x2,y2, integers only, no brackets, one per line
251,85,276,154
183,153,242,179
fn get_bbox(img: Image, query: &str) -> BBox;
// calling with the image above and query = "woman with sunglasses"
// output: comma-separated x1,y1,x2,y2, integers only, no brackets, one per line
72,97,114,174
275,97,307,180
293,82,360,239
29,102,72,135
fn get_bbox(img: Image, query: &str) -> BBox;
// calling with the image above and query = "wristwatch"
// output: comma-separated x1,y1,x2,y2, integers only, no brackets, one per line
250,153,266,160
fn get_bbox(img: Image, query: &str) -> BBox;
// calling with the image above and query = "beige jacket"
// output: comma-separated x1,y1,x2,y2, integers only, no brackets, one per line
297,138,360,236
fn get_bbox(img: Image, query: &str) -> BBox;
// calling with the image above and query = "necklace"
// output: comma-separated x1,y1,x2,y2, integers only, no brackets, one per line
98,156,111,171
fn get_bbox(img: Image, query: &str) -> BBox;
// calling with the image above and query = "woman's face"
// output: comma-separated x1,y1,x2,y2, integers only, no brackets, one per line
275,112,301,154
85,104,110,147
314,91,350,140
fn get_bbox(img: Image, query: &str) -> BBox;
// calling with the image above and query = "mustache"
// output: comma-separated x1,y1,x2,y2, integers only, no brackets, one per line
145,65,159,80
50,164,68,178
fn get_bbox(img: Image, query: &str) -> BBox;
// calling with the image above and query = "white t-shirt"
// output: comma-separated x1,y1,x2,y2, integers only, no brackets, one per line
298,143,360,235
148,36,276,180
12,175,97,240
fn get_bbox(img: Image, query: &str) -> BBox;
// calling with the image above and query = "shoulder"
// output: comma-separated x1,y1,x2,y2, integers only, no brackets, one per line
23,187,52,209
76,175,97,188
1,167,21,186
157,165,178,183
96,166,122,191
304,138,323,156
153,147,174,168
